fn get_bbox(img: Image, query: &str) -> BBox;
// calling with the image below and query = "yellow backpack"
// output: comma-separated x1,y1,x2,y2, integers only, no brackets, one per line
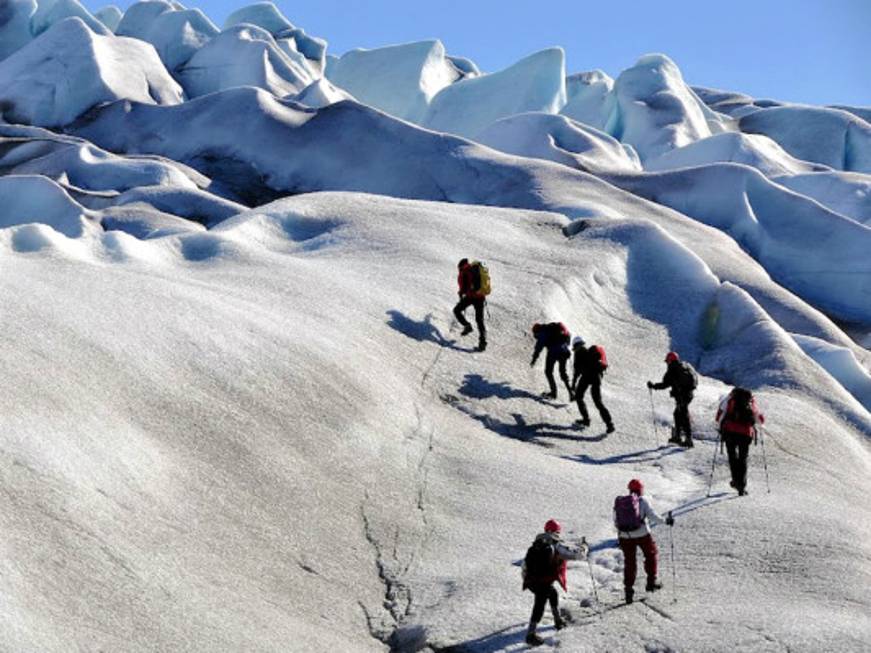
470,261,491,296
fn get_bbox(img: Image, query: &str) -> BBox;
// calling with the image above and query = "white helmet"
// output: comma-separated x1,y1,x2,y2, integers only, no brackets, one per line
572,336,586,348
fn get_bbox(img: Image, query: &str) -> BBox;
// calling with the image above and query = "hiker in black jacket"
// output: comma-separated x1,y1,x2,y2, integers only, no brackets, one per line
530,323,573,400
647,351,697,447
572,337,614,433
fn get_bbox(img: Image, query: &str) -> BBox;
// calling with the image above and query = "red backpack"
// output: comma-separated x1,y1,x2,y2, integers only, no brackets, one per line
592,345,608,370
556,322,570,344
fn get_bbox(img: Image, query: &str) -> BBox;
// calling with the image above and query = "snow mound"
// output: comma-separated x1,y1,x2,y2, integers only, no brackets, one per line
794,334,871,412
93,4,122,31
112,185,245,227
772,171,871,226
447,54,480,79
476,112,641,173
30,0,109,37
644,131,823,177
740,105,871,173
289,78,354,108
423,47,567,139
609,54,728,162
603,163,871,325
327,40,461,124
0,175,99,237
178,23,313,99
0,0,36,60
560,69,614,130
831,105,871,124
115,1,219,72
0,17,183,127
0,138,200,192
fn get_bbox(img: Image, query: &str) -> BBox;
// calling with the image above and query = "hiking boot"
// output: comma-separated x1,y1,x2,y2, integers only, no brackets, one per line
729,480,736,488
738,488,748,496
460,325,473,336
646,579,662,592
542,390,557,399
553,616,566,631
624,587,634,604
680,438,694,448
606,423,616,434
477,340,487,352
576,418,590,428
525,632,544,646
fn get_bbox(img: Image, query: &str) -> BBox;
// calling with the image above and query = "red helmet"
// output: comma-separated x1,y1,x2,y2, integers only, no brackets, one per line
532,323,542,335
627,479,644,495
544,519,561,533
665,351,679,363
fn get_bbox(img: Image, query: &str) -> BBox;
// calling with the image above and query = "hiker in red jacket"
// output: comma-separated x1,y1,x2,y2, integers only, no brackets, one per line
571,336,614,433
453,258,487,351
521,519,587,646
614,479,673,604
530,322,573,400
716,387,765,496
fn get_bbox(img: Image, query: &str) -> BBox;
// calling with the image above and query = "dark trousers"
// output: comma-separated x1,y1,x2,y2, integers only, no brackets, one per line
453,296,486,342
619,534,658,589
545,350,571,397
724,431,751,491
530,585,559,624
673,394,693,440
576,375,612,426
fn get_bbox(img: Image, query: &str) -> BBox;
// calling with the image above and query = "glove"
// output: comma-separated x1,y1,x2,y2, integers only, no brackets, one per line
666,512,674,527
647,381,654,389
579,542,589,558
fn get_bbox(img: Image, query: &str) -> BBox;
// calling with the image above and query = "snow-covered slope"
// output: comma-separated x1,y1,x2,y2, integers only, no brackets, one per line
772,171,871,226
560,69,615,131
0,17,183,127
1,191,868,652
30,0,109,37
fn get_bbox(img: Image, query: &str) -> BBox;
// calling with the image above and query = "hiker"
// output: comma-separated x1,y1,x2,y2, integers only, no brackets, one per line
614,479,673,604
522,519,588,646
453,258,489,352
530,322,573,400
647,352,698,447
571,336,614,433
716,387,765,496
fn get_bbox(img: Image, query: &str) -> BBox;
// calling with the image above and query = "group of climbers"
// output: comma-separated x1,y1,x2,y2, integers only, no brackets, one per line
521,479,673,645
450,259,767,645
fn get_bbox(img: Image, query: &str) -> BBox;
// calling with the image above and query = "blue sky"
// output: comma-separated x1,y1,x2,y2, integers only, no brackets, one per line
85,0,870,106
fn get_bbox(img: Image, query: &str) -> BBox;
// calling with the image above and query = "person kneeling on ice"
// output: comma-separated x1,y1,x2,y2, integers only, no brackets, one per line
522,519,588,647
571,336,614,433
453,258,490,351
716,387,765,496
614,479,673,604
530,322,573,400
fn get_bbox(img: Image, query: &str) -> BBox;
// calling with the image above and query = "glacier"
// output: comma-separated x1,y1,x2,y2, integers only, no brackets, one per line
0,2,869,652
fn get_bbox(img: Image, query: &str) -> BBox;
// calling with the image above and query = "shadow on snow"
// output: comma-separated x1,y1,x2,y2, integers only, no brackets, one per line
385,310,473,352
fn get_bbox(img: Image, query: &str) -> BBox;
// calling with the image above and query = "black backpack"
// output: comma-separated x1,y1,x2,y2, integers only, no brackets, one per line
728,387,756,425
524,538,555,577
674,361,698,392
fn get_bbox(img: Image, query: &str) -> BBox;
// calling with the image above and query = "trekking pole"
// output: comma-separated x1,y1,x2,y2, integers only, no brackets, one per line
668,517,677,604
706,434,720,497
648,387,658,442
581,537,600,614
759,427,771,494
